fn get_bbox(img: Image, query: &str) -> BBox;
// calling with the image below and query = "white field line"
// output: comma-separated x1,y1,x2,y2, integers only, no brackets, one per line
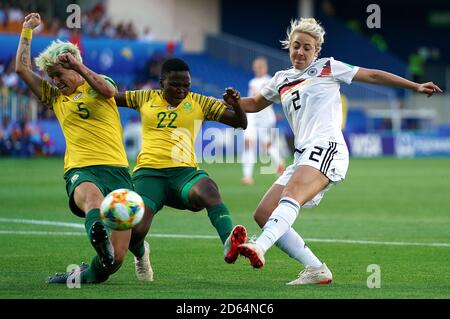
0,217,449,248
0,230,85,236
0,218,85,229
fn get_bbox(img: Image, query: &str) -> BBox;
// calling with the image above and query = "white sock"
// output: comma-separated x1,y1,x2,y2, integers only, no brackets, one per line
256,197,300,252
275,228,322,267
242,146,256,178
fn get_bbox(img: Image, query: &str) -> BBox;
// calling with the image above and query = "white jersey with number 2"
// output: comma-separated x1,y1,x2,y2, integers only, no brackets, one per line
262,57,359,207
261,57,359,151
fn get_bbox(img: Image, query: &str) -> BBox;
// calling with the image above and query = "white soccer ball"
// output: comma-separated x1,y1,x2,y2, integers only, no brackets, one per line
100,188,144,230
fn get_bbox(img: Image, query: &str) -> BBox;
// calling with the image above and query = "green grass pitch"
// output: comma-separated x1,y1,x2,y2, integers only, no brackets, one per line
0,157,449,299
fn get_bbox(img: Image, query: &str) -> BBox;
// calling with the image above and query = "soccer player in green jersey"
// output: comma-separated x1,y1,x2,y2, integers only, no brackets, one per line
114,58,248,280
15,13,147,284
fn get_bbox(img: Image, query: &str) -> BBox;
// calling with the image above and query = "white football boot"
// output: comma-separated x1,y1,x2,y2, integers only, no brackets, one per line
134,241,154,282
286,263,333,285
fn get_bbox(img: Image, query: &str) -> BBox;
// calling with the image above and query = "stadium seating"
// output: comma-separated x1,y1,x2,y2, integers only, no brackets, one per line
183,53,253,98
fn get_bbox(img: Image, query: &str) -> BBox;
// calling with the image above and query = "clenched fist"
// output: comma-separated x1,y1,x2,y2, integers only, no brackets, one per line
223,87,241,107
23,13,41,30
56,53,82,71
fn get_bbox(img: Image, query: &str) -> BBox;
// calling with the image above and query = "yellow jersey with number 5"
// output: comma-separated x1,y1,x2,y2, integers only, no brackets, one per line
125,89,227,170
40,77,128,172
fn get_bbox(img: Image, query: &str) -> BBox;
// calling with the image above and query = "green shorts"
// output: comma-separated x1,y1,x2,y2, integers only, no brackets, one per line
64,165,133,217
132,167,209,214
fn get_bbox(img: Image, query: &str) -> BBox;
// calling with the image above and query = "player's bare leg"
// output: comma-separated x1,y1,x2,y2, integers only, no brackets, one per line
239,166,331,283
108,228,132,274
189,178,247,263
253,184,284,228
48,182,131,284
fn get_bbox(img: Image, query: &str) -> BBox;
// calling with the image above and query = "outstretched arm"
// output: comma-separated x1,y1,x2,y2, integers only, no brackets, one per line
15,13,43,100
239,94,273,113
114,92,127,107
354,68,442,97
220,87,247,129
56,53,116,98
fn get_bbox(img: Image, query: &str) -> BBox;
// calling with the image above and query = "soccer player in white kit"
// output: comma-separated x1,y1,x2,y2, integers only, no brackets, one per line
235,18,442,285
241,57,285,185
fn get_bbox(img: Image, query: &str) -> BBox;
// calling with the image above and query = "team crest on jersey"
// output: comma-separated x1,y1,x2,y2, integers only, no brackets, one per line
307,68,318,76
71,174,79,184
87,88,98,98
73,93,83,100
183,102,193,112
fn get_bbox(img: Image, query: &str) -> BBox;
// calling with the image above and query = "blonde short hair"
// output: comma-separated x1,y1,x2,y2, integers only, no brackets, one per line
35,40,82,72
280,18,325,50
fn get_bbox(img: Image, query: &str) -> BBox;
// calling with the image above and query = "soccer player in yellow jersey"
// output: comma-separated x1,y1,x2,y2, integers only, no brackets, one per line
115,58,248,277
15,13,143,284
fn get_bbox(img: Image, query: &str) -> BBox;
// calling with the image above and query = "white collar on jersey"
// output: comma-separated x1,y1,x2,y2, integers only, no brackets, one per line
292,57,321,75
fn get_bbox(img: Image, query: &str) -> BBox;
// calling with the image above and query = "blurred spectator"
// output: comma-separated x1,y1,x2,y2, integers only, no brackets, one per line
409,52,425,82
56,25,71,39
91,2,106,18
2,60,19,90
125,21,137,39
81,3,108,38
0,1,171,158
102,18,117,38
81,11,95,36
138,51,166,88
28,120,54,156
166,41,177,57
10,118,31,157
47,18,62,36
115,20,138,39
115,21,126,38
0,115,13,155
139,26,154,42
8,5,24,23
0,58,6,74
0,114,54,157
322,0,336,17
0,4,7,27
139,80,154,90
0,2,140,41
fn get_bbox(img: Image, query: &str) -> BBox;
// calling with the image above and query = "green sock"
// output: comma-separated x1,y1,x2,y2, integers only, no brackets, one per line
80,256,110,284
207,203,233,244
129,241,145,258
84,208,109,240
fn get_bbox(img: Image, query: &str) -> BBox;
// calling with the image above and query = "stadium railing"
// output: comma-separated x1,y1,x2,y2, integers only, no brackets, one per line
0,89,38,123
206,33,291,75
